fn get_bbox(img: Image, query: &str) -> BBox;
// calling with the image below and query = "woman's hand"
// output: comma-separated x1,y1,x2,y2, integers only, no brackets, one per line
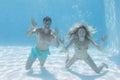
101,34,108,42
98,34,108,51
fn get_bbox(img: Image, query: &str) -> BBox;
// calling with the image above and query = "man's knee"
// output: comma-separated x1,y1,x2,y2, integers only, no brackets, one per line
39,59,46,66
25,64,31,70
25,58,35,70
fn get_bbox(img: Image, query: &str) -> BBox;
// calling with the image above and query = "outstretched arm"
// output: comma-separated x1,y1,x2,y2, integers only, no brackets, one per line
65,39,74,51
53,36,59,48
64,38,74,63
26,18,38,37
90,39,102,50
51,27,60,48
90,35,107,51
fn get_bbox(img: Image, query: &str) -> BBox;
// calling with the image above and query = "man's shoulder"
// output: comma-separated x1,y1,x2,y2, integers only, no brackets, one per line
36,27,43,32
51,29,57,34
50,29,54,32
50,29,55,35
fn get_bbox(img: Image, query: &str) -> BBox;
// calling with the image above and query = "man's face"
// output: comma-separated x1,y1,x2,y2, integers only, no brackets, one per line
43,19,51,28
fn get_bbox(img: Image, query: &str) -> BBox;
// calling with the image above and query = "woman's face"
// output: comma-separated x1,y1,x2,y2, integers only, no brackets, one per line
78,28,86,41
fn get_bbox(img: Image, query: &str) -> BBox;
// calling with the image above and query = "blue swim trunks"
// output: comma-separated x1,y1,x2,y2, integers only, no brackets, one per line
29,46,50,60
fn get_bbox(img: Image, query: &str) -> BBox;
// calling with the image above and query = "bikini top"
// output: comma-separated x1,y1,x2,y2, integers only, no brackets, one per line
74,45,88,51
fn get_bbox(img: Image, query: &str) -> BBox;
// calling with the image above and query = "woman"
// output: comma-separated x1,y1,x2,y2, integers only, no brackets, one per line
64,24,108,73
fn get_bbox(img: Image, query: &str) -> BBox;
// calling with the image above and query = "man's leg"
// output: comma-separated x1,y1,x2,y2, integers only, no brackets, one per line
25,47,37,70
38,49,50,68
25,58,36,70
38,59,47,67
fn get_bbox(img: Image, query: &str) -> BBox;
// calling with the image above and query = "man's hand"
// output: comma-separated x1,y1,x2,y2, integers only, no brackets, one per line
51,27,59,38
31,18,37,27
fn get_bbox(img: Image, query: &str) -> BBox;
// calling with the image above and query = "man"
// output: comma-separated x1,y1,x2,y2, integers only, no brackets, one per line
25,16,59,70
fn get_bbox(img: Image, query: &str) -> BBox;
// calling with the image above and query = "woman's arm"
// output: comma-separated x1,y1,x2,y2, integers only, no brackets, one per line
90,35,107,51
65,38,74,51
64,38,74,63
90,39,102,50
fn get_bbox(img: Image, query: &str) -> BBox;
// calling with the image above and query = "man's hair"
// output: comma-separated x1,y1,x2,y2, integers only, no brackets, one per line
43,16,52,22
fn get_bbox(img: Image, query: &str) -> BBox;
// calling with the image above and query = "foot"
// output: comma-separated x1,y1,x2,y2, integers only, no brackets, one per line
65,66,71,71
26,68,33,74
102,63,108,68
40,66,46,70
65,59,69,64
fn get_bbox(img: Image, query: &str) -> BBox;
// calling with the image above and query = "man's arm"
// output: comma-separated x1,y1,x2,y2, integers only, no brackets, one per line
53,35,60,48
26,27,37,37
26,18,38,37
51,31,59,48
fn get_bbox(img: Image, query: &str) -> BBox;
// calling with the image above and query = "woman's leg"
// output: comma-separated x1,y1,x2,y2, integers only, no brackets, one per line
65,54,77,68
85,56,103,73
84,55,106,73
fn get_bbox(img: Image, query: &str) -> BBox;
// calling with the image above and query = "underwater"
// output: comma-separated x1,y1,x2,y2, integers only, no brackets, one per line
0,0,120,80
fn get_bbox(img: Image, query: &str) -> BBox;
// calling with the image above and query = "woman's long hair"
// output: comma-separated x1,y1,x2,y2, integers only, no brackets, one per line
67,23,96,40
